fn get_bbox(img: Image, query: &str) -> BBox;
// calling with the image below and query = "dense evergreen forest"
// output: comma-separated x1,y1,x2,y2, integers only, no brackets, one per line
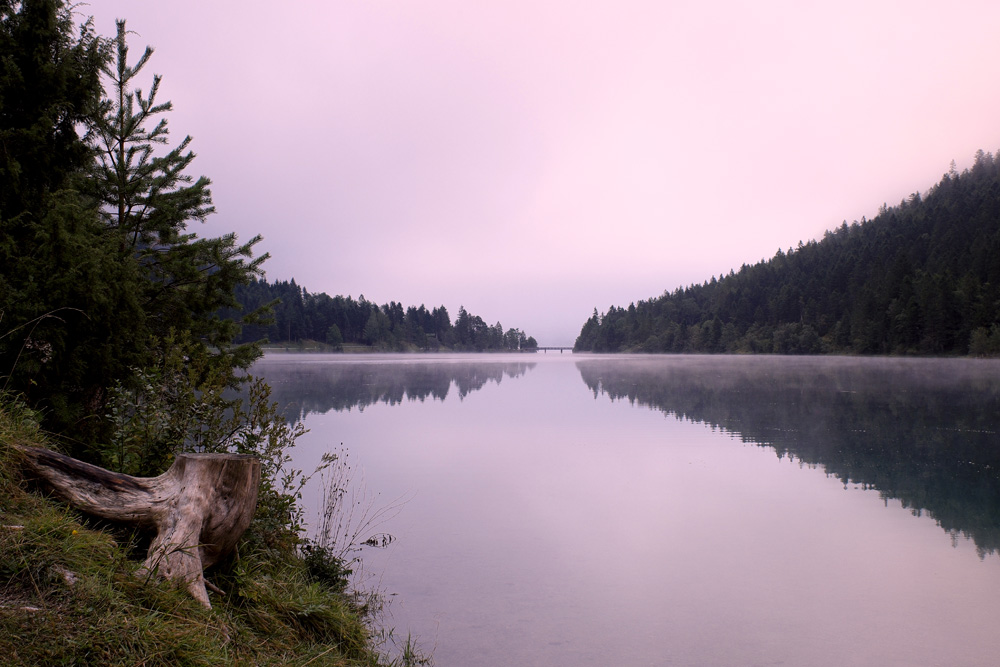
575,151,1000,355
233,278,538,352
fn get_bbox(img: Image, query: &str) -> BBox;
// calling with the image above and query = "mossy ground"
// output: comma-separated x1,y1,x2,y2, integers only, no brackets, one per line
0,397,428,667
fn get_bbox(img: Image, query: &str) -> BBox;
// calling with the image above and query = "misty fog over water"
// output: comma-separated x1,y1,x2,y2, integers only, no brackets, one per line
254,353,1000,666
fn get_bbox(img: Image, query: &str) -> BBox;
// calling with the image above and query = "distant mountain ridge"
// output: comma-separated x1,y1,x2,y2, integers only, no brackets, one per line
574,150,1000,355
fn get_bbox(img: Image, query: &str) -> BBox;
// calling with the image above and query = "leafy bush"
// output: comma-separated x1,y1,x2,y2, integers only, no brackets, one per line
302,542,353,593
103,331,313,558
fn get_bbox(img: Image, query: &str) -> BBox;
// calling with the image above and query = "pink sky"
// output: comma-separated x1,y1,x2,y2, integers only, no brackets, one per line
84,1,1000,345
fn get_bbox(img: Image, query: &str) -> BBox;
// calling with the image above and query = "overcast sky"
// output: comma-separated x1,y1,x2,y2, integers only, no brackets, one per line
83,1,1000,345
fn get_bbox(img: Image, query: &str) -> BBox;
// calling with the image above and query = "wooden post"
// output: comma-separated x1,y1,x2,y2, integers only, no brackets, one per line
15,446,261,608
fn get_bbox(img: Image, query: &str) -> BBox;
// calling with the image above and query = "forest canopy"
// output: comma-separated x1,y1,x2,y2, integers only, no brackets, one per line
574,151,1000,356
0,3,265,448
233,278,538,352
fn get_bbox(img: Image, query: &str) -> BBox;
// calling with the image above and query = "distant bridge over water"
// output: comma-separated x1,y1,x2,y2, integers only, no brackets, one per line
531,347,574,353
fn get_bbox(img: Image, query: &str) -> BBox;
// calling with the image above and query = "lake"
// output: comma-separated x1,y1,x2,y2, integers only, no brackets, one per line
253,353,1000,666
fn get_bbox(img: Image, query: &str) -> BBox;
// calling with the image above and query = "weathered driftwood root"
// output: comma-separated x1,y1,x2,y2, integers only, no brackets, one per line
16,446,261,608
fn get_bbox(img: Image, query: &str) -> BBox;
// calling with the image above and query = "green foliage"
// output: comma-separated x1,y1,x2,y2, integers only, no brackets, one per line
576,150,1000,356
103,330,311,559
0,191,148,436
0,0,104,218
302,542,353,594
1,5,268,443
969,324,1000,357
1,392,428,666
0,0,148,437
326,324,345,350
87,18,267,372
363,309,394,349
0,485,378,666
234,278,536,351
0,8,429,665
90,20,215,251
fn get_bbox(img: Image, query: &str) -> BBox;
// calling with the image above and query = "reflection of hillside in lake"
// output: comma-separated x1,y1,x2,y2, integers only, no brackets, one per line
577,355,1000,556
254,353,536,422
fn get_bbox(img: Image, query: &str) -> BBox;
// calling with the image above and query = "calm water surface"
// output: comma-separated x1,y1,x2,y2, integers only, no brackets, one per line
254,353,1000,666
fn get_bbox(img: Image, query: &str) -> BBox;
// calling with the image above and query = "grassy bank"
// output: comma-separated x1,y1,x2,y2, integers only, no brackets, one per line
0,397,427,667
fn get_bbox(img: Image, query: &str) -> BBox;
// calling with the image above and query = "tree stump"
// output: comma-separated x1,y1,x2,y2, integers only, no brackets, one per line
15,446,261,608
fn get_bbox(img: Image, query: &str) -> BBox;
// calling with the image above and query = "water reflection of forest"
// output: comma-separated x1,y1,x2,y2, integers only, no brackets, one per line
254,354,536,422
577,355,1000,556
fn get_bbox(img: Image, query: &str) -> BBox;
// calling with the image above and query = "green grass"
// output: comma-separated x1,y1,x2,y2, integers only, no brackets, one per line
0,396,430,667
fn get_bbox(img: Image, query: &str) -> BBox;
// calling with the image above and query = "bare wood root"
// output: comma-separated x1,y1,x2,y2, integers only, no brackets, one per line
15,446,261,608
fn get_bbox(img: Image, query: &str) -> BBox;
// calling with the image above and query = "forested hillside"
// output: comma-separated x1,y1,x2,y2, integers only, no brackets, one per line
234,278,538,352
575,150,1000,356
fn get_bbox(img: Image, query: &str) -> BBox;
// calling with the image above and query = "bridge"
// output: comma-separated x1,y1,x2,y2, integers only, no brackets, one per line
531,346,574,353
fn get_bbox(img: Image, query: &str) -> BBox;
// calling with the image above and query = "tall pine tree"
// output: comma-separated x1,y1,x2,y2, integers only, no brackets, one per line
88,20,268,376
0,0,147,437
1,6,270,445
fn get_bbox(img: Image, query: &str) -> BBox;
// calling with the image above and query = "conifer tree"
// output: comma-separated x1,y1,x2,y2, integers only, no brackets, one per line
1,7,272,444
0,0,103,219
0,0,146,437
88,20,268,374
